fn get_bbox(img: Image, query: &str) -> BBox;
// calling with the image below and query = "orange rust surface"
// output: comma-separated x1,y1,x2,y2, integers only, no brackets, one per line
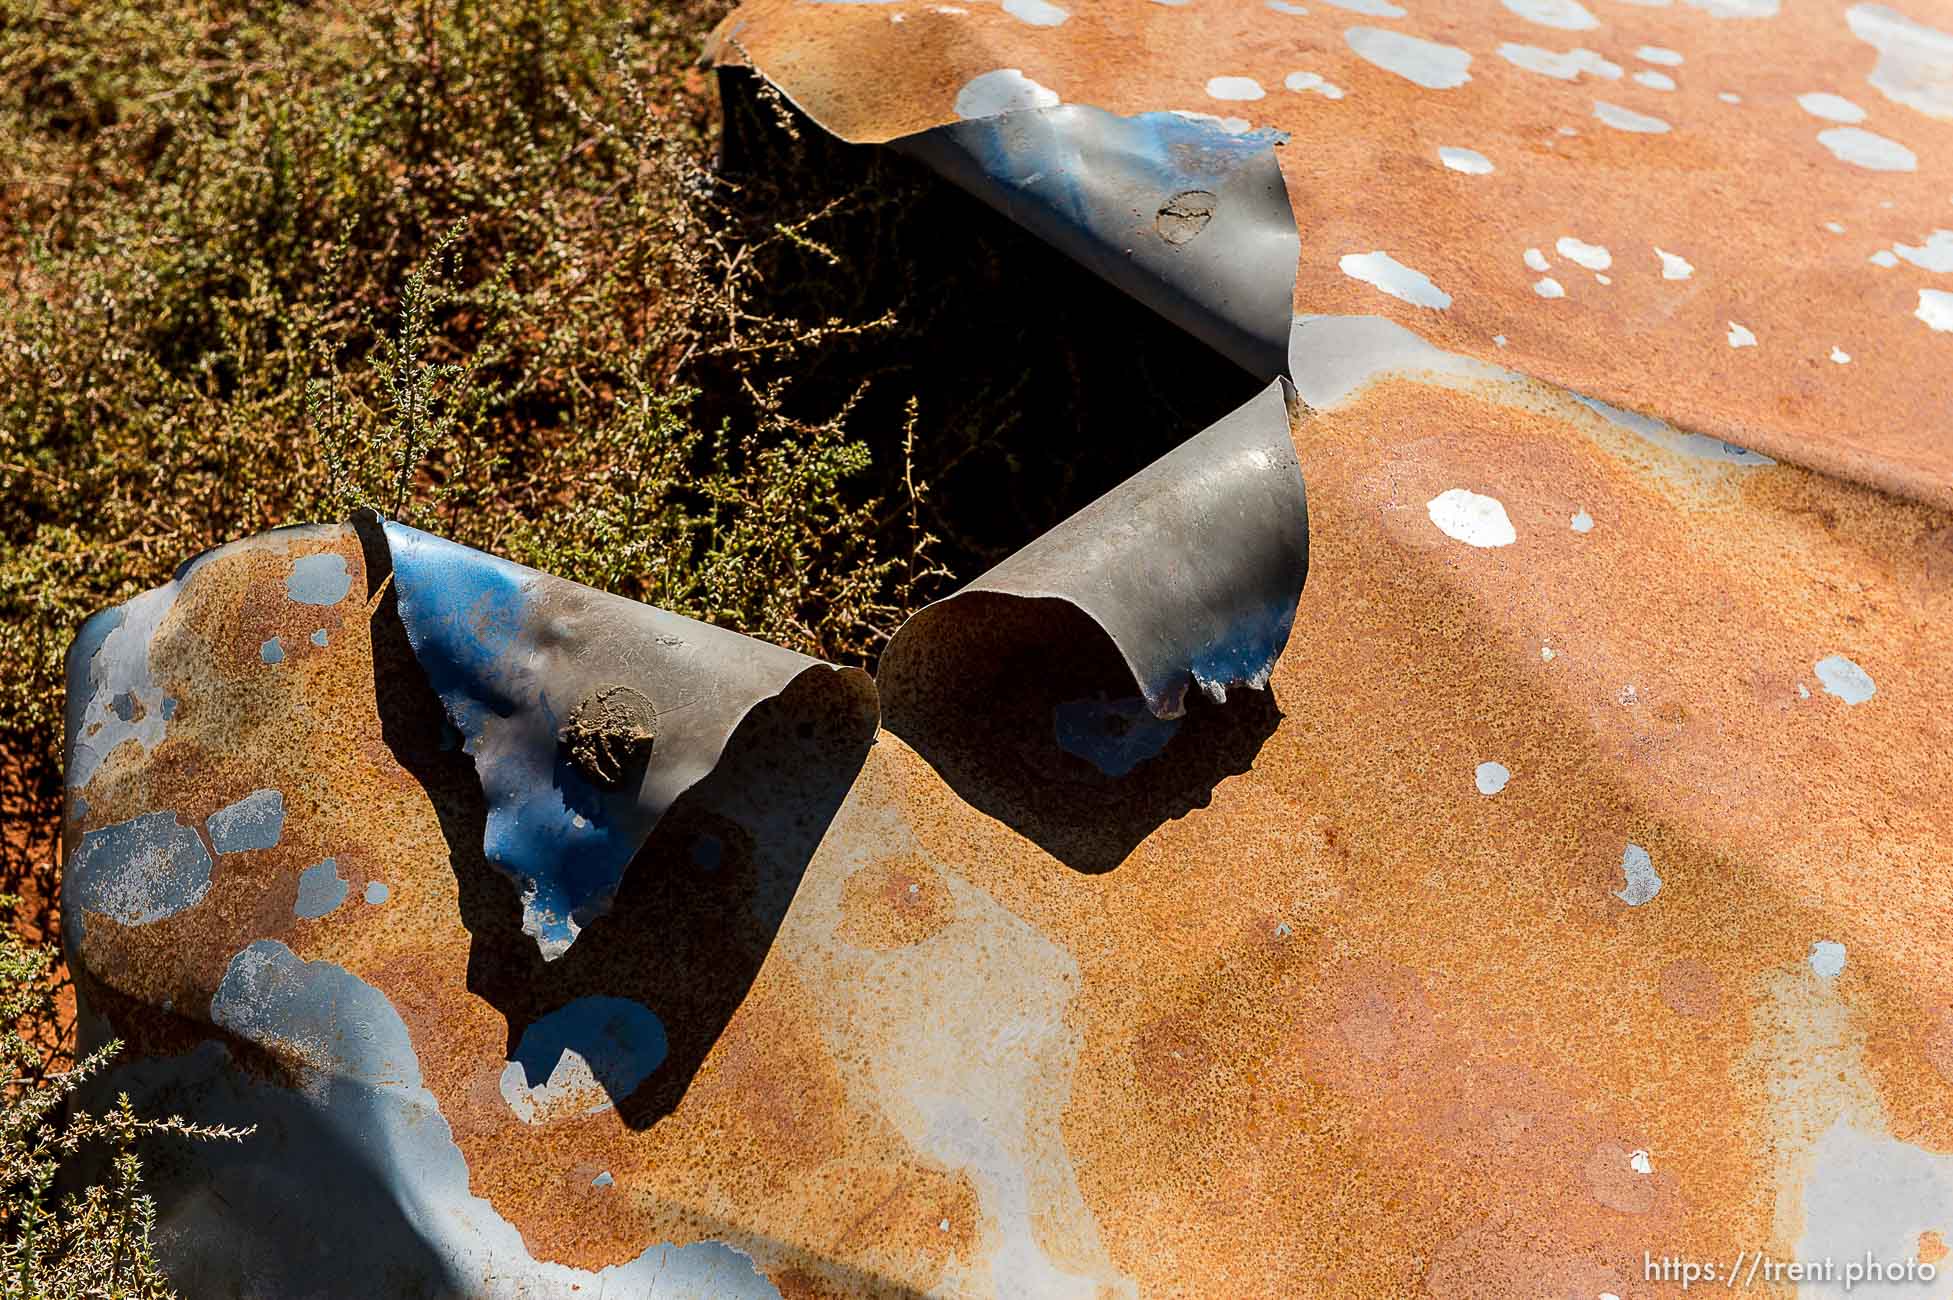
712,0,1953,508
65,348,1953,1293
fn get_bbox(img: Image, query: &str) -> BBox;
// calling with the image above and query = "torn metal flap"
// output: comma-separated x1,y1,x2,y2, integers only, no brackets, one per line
378,521,879,959
879,376,1307,726
890,104,1298,378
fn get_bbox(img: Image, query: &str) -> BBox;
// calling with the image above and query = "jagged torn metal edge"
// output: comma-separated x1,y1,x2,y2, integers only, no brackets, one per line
379,520,879,960
879,377,1308,724
887,102,1299,380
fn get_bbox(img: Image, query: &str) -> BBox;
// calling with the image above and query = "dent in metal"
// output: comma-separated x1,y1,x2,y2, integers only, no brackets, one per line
378,519,879,958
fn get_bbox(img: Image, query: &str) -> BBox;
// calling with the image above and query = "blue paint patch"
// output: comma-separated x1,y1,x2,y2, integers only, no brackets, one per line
286,552,352,606
310,628,329,648
592,1171,614,1188
1054,695,1180,777
207,789,286,853
364,880,389,905
160,697,178,720
260,637,284,664
66,811,214,938
294,859,348,919
499,996,668,1123
110,691,140,722
382,521,654,956
213,939,419,1087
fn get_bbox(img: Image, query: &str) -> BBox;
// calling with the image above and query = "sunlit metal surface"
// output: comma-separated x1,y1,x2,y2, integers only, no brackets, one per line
60,2,1953,1295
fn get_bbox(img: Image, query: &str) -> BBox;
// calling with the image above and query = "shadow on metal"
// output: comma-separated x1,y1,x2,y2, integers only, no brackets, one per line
877,379,1305,872
355,516,878,1130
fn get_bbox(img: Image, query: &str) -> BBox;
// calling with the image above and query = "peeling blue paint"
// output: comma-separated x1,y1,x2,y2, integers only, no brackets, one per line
293,859,348,919
311,628,329,648
1054,695,1180,776
66,811,213,939
499,996,668,1123
206,789,285,853
285,552,352,606
363,880,389,906
381,522,660,956
260,637,284,664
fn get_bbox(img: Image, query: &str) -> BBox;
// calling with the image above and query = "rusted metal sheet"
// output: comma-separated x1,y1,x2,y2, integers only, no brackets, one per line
60,8,1953,1298
711,0,1953,508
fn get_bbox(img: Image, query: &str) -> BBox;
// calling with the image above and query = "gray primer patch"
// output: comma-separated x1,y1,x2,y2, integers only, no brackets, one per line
1439,146,1494,173
1594,100,1671,132
1571,510,1595,532
1501,0,1598,29
1816,126,1917,171
1798,91,1868,123
1475,761,1511,795
294,859,348,919
1339,250,1452,308
1345,26,1473,89
1499,43,1621,80
954,68,1060,119
67,811,214,937
206,789,286,854
285,553,351,606
1809,940,1848,979
1846,5,1953,121
193,941,777,1295
1814,654,1876,704
260,637,284,664
1316,0,1406,14
1615,842,1662,906
364,880,390,906
1572,393,1775,465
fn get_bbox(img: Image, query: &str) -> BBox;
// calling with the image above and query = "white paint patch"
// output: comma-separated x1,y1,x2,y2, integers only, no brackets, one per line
1846,5,1953,121
1656,247,1693,279
1615,843,1662,906
1595,100,1671,132
1170,109,1254,133
1266,0,1309,11
1571,509,1594,532
1475,761,1511,795
1636,45,1683,65
1525,247,1551,272
955,69,1060,119
1893,228,1953,270
1556,236,1611,270
1919,288,1953,331
1541,645,1556,661
1824,220,1846,233
1499,43,1622,80
1718,91,1742,103
1317,0,1406,13
1831,347,1852,363
1001,0,1069,23
1493,333,1509,346
1798,682,1811,699
1534,276,1566,298
1814,654,1876,703
1439,146,1494,173
1207,75,1265,100
1870,249,1900,267
1426,488,1517,547
1634,70,1676,90
1339,250,1452,308
1595,272,1612,284
1727,321,1758,347
1501,0,1598,29
1629,1149,1654,1174
1798,91,1867,123
1573,393,1775,464
1345,26,1473,88
1817,126,1917,171
1285,70,1346,98
1810,940,1848,980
